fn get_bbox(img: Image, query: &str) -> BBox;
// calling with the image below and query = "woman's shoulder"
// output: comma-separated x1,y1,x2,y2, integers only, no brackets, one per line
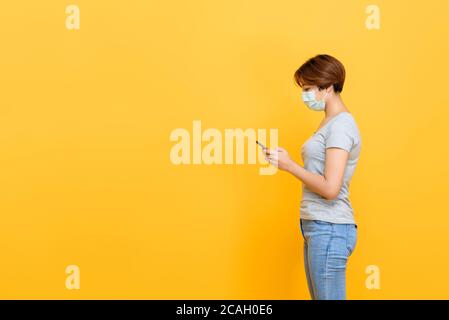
340,111,356,121
329,112,361,139
329,112,357,127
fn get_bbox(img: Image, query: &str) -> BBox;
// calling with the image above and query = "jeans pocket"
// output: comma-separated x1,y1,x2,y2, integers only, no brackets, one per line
346,224,357,256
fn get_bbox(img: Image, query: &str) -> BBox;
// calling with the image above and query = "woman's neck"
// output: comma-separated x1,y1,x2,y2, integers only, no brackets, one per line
324,94,349,119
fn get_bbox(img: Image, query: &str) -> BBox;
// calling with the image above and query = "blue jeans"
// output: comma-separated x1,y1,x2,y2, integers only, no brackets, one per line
300,218,358,300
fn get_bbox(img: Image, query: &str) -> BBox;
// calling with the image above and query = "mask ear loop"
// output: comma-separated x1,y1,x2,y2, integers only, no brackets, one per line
321,88,329,102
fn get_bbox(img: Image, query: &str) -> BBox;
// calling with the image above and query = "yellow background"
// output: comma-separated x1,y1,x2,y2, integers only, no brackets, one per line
0,0,448,299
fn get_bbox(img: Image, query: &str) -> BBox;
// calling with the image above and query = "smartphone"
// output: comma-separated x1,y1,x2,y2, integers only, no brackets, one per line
256,140,267,149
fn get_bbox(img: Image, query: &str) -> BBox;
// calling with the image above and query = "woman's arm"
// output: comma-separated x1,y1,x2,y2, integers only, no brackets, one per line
265,147,349,200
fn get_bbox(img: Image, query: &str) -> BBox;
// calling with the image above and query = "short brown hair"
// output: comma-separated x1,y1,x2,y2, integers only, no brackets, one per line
293,54,346,93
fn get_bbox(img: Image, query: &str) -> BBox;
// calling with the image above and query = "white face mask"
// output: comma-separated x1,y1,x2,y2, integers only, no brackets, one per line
301,89,329,111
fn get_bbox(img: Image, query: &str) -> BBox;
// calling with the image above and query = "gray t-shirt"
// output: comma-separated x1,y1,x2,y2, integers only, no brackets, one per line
300,111,361,224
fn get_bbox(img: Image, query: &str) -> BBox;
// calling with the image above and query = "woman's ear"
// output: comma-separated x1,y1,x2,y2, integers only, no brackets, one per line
319,86,331,96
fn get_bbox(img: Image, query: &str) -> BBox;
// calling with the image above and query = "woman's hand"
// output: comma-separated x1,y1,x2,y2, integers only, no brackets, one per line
263,146,295,172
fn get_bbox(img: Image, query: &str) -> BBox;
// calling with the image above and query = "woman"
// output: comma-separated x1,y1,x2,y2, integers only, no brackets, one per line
263,54,361,300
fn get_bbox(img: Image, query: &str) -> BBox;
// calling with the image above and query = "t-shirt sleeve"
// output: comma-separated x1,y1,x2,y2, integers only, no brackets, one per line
325,120,354,152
